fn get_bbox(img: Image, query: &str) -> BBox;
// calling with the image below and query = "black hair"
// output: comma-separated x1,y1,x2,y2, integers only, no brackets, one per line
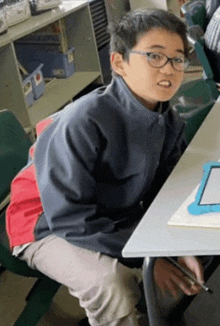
108,8,189,61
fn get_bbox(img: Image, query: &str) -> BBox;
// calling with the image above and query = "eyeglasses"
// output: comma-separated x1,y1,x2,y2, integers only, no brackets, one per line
129,51,189,71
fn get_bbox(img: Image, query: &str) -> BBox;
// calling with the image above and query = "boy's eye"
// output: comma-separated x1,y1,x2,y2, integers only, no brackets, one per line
149,53,163,61
173,57,184,64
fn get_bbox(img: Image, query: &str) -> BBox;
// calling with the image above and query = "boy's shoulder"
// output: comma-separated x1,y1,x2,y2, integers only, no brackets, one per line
64,84,115,117
58,80,126,127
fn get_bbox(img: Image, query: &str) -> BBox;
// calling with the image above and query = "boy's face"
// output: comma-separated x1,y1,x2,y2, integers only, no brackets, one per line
111,28,185,110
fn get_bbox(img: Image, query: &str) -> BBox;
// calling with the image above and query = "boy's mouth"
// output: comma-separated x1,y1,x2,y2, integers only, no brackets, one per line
158,80,171,87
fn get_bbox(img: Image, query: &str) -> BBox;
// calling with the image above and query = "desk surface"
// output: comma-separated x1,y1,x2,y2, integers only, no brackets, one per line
123,96,220,258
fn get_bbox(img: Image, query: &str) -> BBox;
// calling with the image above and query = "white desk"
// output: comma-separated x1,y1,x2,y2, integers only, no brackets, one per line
123,96,220,258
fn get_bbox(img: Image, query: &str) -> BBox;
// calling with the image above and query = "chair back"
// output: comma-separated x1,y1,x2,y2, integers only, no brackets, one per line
187,25,219,100
0,110,32,205
171,36,219,143
171,1,220,144
0,109,42,277
203,6,220,85
181,0,207,30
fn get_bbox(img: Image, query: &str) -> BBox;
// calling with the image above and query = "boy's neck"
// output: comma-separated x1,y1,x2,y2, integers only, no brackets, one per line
154,102,162,113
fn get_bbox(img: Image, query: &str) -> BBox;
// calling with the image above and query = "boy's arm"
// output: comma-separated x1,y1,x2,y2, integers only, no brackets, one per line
34,111,115,241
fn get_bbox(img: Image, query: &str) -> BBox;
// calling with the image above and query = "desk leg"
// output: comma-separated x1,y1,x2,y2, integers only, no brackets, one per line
142,257,186,326
142,257,163,326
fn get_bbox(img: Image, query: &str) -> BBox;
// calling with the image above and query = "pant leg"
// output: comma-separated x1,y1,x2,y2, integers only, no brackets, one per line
19,234,147,326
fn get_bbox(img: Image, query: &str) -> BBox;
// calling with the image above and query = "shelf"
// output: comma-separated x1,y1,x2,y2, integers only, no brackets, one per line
0,1,103,133
0,1,88,46
29,71,100,126
0,31,10,48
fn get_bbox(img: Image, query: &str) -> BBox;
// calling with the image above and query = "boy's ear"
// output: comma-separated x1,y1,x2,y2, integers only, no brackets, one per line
110,52,127,77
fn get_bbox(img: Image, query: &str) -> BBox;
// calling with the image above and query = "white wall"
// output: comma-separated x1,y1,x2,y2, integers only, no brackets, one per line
129,0,181,17
129,0,168,11
104,0,130,22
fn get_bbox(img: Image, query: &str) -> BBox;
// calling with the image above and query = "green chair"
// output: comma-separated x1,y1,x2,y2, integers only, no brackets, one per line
0,109,61,326
170,6,219,144
0,110,32,209
181,0,207,30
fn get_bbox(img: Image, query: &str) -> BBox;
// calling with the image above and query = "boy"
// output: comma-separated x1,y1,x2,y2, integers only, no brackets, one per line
6,8,203,326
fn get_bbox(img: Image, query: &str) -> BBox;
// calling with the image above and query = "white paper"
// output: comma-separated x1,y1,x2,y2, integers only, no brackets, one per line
200,167,220,204
168,185,220,228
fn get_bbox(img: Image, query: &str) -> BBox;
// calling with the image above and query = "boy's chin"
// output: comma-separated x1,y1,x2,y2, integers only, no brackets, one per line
156,86,181,102
158,93,177,102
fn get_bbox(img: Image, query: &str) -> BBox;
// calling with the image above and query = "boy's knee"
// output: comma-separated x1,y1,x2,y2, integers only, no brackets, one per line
82,263,142,325
104,263,141,298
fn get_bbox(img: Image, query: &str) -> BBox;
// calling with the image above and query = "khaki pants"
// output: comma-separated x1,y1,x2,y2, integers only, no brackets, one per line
19,234,148,326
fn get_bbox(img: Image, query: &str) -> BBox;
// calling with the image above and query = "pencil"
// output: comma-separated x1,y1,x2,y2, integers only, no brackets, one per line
166,257,213,294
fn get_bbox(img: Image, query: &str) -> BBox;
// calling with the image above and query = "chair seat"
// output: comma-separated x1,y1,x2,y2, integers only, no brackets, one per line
0,210,42,278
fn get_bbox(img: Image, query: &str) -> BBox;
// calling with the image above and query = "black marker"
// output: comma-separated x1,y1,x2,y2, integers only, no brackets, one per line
167,257,213,294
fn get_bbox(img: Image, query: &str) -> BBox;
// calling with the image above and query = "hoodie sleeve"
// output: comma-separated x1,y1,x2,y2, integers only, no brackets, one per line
34,107,115,240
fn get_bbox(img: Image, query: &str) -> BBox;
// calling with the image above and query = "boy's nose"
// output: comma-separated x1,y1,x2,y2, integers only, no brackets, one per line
159,60,175,74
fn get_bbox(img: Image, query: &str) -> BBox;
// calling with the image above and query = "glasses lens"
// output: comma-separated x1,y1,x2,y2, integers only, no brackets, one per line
147,53,167,68
172,57,189,71
147,52,189,71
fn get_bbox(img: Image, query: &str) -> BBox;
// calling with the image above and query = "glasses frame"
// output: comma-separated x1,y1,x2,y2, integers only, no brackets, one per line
129,50,189,71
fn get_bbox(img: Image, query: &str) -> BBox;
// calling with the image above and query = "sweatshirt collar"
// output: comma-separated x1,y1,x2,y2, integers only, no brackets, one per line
112,76,169,117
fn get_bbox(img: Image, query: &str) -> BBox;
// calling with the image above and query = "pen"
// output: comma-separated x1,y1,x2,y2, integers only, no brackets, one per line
166,257,213,294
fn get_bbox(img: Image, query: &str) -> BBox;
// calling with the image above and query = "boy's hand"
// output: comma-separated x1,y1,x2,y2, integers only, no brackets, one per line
153,256,204,298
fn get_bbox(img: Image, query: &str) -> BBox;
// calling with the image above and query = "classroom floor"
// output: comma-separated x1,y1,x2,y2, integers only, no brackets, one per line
0,50,206,326
0,268,87,326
